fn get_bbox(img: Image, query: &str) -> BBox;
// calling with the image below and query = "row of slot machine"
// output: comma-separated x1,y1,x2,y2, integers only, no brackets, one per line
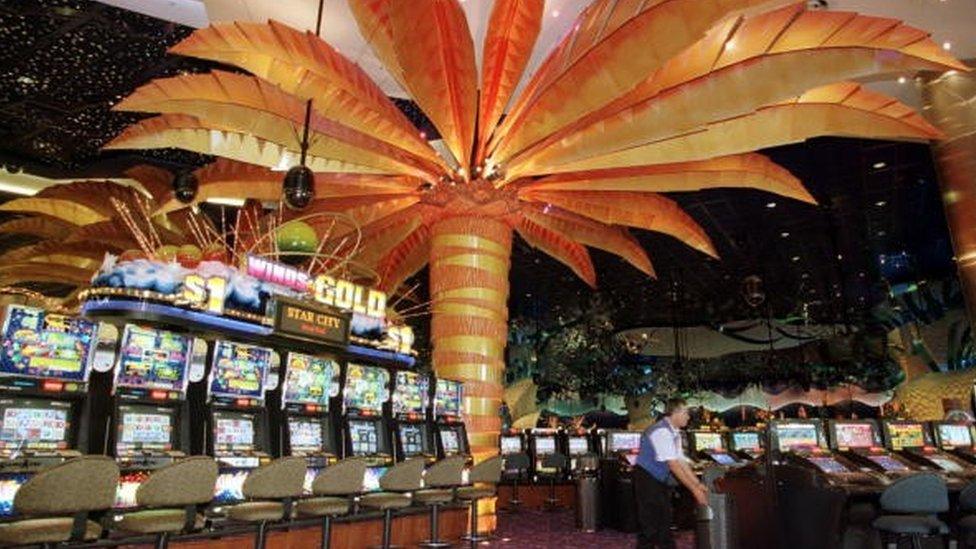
0,304,471,515
497,428,599,479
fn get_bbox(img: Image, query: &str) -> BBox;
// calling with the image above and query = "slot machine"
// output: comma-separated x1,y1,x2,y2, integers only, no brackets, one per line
500,429,527,478
687,429,739,467
281,351,342,494
390,370,434,463
341,363,393,491
528,428,562,480
433,378,469,461
932,421,976,464
109,324,192,509
729,429,764,460
0,306,98,516
883,420,976,480
827,419,921,480
205,340,273,504
599,430,643,533
565,428,595,473
770,419,882,492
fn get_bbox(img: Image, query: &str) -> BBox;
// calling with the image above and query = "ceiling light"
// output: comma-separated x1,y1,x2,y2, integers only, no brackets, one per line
943,41,952,51
875,200,886,207
205,197,246,207
780,231,790,238
791,256,800,262
873,162,886,169
897,76,907,84
766,201,777,208
551,9,560,17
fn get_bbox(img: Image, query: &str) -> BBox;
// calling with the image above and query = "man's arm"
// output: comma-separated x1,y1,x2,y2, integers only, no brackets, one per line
668,459,709,505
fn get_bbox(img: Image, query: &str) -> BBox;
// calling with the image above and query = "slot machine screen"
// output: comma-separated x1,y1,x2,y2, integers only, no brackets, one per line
343,364,390,413
0,305,96,382
535,436,556,455
609,432,642,452
214,470,248,503
807,456,849,474
116,404,175,454
287,418,326,453
440,427,460,455
868,455,909,472
930,456,964,473
434,379,463,417
349,419,380,455
711,453,737,466
833,422,877,449
213,410,259,452
775,423,820,452
568,436,589,455
732,432,761,451
209,341,271,400
938,424,973,447
363,467,387,492
392,371,429,415
283,353,340,408
398,423,427,457
0,398,71,455
694,432,725,451
115,325,190,391
886,422,926,450
500,436,522,454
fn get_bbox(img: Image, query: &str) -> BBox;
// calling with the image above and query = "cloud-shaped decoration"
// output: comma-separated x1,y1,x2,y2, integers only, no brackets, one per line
153,261,188,294
351,314,384,337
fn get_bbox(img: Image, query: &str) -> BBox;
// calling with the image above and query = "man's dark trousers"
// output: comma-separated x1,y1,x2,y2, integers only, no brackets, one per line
634,465,675,549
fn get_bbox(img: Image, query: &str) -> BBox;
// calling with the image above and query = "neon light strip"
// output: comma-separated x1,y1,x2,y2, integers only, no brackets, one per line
82,300,272,337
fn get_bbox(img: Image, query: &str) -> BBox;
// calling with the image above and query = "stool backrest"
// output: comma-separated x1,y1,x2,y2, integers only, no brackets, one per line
138,456,218,507
505,453,530,471
379,457,425,492
14,456,119,516
879,473,949,514
243,456,307,499
425,456,466,488
542,452,568,469
961,480,976,511
311,458,368,496
469,456,503,484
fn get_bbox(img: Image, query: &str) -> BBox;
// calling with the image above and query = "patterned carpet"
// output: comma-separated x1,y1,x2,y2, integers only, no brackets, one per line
487,509,695,548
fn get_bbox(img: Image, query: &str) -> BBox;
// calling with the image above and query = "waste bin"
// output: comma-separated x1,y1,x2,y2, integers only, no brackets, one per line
697,467,736,549
576,454,600,532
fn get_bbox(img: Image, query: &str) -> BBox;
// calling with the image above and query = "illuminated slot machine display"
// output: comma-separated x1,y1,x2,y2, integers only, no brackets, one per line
500,429,527,477
687,430,739,467
882,420,976,479
0,305,97,516
565,430,594,473
771,419,880,491
608,430,642,467
390,370,433,463
110,324,192,508
528,429,561,479
433,378,469,461
933,421,976,464
599,431,644,533
729,429,764,460
828,420,920,480
282,352,341,494
342,363,392,491
207,340,273,504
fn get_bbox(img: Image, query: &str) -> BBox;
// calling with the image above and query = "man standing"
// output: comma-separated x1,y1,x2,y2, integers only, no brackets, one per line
634,398,709,548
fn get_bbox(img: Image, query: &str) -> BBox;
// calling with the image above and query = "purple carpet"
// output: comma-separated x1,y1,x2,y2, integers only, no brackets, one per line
488,509,695,548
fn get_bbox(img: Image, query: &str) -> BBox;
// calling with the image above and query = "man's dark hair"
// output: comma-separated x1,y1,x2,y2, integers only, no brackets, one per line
664,397,687,416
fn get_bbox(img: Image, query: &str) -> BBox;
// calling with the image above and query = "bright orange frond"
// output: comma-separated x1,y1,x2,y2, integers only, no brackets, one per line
516,215,596,288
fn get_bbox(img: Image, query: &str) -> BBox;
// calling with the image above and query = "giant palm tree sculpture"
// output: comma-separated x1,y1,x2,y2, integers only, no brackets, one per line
102,0,964,455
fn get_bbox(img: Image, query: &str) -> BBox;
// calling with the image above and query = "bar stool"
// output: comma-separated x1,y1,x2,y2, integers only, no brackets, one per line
296,457,368,549
0,455,119,546
542,453,568,511
501,453,530,513
360,457,426,549
415,456,466,548
226,456,306,549
954,480,976,547
872,473,949,549
114,456,218,549
456,455,503,543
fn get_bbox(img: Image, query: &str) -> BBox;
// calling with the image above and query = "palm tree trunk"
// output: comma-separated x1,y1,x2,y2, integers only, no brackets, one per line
429,216,512,459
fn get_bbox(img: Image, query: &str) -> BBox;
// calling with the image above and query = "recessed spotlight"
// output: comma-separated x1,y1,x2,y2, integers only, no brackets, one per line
801,273,809,279
781,231,790,238
791,256,800,262
943,41,952,51
766,202,777,208
836,254,843,260
873,162,886,169
897,76,907,84
875,200,886,207
877,231,886,237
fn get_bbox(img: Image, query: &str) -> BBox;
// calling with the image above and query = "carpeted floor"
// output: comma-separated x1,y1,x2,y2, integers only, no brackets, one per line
488,509,695,548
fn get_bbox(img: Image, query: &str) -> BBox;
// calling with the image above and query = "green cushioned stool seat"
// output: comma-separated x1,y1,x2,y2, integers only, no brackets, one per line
227,501,287,522
413,489,454,504
0,517,102,544
296,497,351,517
456,486,495,500
360,492,412,510
872,515,949,536
116,509,206,534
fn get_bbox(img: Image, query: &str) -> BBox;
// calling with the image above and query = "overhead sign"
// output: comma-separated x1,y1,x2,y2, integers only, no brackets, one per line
245,255,387,320
273,297,350,346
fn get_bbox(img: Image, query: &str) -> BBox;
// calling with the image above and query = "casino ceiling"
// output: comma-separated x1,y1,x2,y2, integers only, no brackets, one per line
0,0,972,329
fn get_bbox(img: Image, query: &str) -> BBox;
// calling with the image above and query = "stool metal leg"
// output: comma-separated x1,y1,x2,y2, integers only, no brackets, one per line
255,520,268,549
545,477,559,511
320,515,332,549
154,531,170,549
461,498,492,544
419,503,452,548
382,508,394,549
